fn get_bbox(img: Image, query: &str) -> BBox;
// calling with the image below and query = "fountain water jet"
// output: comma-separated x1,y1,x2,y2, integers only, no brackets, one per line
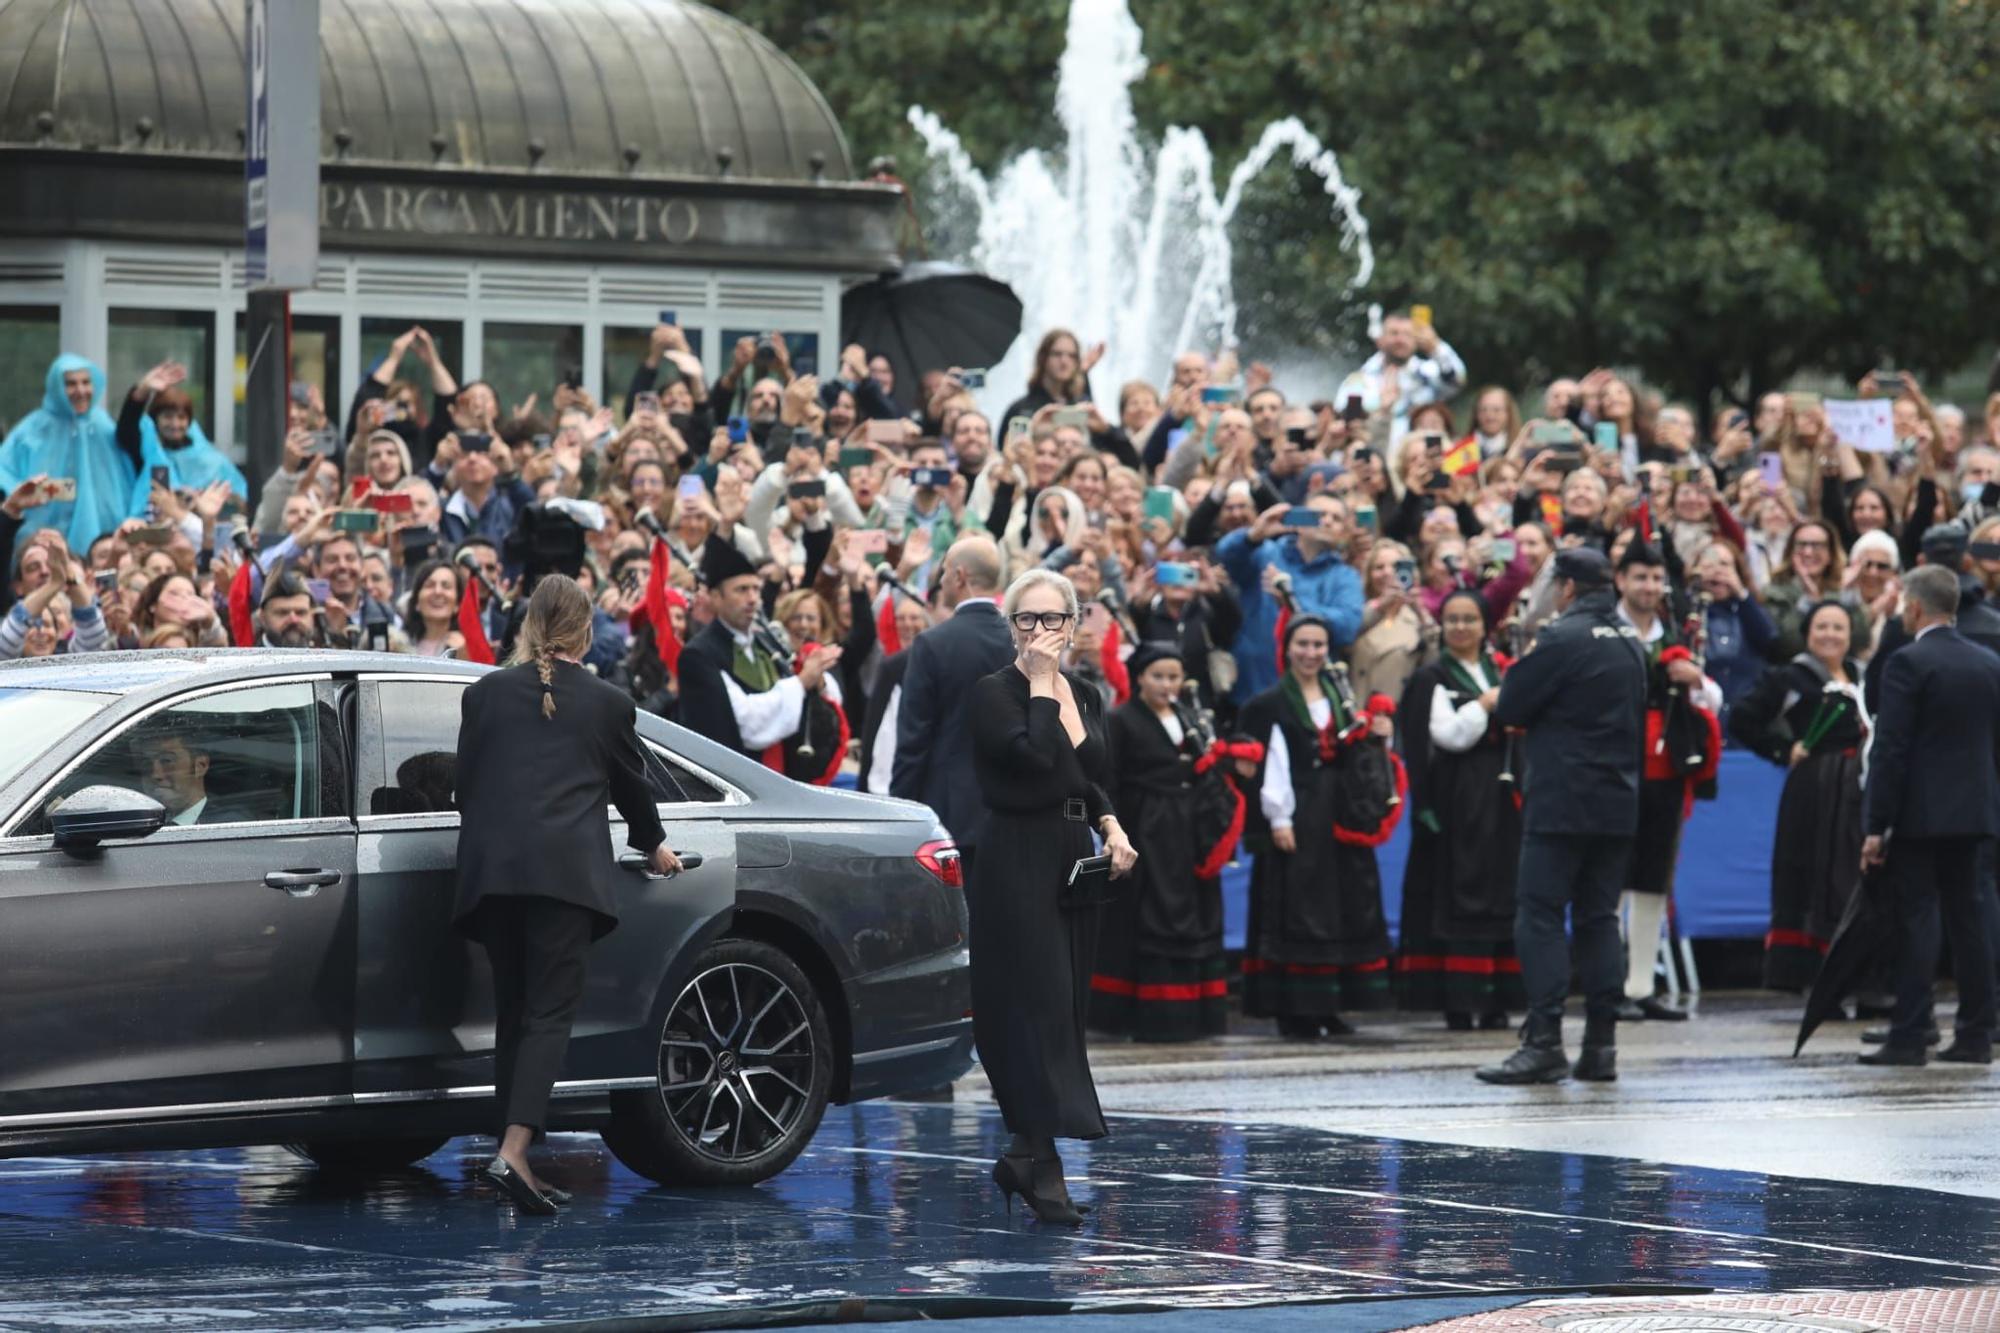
909,0,1374,418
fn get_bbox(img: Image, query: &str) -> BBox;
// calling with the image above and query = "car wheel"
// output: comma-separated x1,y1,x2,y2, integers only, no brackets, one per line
602,938,834,1186
284,1136,450,1173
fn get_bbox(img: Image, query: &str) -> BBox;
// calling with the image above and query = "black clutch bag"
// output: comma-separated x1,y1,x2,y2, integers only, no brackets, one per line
1061,853,1121,909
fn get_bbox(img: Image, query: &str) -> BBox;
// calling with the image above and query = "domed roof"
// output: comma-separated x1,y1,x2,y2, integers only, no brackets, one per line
0,0,853,182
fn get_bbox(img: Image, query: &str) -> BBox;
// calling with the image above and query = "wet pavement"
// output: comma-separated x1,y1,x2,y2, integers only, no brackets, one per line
2,1088,1998,1331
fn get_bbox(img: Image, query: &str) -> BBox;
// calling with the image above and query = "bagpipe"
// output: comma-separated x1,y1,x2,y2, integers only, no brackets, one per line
749,611,849,787
1326,662,1407,849
1178,681,1262,880
1645,592,1722,788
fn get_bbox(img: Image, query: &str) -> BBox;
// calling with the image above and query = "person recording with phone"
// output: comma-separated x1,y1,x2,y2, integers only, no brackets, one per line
968,569,1135,1226
1214,492,1365,705
453,574,682,1215
1129,556,1242,714
1348,539,1431,707
435,433,536,547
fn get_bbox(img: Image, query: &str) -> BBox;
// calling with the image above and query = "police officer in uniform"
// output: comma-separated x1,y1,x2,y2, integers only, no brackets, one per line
1478,547,1649,1085
677,537,841,762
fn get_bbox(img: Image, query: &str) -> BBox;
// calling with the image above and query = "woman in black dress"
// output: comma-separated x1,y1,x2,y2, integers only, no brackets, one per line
1396,590,1525,1029
1092,645,1229,1041
1727,600,1868,990
1239,616,1397,1037
453,575,680,1215
969,568,1138,1225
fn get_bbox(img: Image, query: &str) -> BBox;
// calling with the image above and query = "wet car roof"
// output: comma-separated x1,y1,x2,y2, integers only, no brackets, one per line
0,650,487,696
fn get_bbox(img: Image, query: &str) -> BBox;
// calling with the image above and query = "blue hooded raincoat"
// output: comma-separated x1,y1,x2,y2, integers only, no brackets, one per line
129,415,249,514
0,355,135,551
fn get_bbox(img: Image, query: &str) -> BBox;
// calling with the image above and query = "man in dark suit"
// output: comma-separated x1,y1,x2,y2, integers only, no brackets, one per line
1861,564,2000,1066
1479,547,1649,1085
891,535,1011,873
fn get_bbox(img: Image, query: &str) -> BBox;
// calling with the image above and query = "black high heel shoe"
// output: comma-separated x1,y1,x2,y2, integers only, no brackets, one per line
484,1157,559,1216
992,1154,1085,1227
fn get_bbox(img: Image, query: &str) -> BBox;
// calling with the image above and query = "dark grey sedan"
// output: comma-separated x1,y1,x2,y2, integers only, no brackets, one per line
0,650,971,1186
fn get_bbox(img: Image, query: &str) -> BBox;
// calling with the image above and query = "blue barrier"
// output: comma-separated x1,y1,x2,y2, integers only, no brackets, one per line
840,749,1786,947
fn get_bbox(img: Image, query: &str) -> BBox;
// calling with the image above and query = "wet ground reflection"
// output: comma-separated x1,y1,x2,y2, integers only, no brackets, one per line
0,1103,1993,1330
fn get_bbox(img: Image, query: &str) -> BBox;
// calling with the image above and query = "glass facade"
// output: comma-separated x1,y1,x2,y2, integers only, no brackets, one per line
108,308,215,426
0,305,59,434
602,324,704,413
480,321,584,418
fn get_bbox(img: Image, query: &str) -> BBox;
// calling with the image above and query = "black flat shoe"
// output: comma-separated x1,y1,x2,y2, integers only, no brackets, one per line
1862,1025,1940,1046
1478,1011,1512,1032
1858,1044,1928,1068
1445,1011,1475,1032
1937,1042,1993,1065
484,1157,559,1216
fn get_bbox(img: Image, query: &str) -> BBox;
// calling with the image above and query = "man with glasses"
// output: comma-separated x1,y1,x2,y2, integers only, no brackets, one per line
892,536,1012,879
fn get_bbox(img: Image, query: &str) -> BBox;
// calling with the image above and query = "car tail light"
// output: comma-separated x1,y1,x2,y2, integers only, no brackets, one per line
915,838,963,888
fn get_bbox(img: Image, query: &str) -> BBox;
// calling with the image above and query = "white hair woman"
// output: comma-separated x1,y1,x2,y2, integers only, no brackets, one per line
968,568,1137,1225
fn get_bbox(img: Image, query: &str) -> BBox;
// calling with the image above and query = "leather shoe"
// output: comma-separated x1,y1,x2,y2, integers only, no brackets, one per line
1937,1041,1994,1065
483,1157,559,1215
1861,1025,1940,1046
1616,996,1689,1022
1858,1044,1928,1068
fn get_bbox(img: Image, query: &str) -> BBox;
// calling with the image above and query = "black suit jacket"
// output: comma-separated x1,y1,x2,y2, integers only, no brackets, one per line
890,599,1014,848
1863,624,2000,840
677,620,754,757
452,660,666,939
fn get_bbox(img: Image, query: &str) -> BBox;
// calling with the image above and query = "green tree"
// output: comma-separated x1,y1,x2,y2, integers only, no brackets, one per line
739,0,2000,412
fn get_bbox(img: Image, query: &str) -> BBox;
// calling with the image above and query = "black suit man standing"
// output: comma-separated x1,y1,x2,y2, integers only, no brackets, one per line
891,535,1012,875
1861,564,2000,1066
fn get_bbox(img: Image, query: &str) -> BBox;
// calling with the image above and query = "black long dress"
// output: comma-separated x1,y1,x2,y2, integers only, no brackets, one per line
1239,676,1393,1017
1091,700,1228,1041
1395,655,1526,1016
1727,655,1867,991
968,665,1115,1140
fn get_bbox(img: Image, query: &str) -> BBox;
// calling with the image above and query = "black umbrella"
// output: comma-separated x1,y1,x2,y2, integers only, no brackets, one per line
1793,863,1890,1057
840,262,1023,405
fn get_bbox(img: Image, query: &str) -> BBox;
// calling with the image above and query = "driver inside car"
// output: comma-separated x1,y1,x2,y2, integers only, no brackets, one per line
134,723,229,826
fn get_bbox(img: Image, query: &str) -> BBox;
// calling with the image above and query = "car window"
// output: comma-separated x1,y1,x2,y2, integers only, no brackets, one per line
644,743,728,804
24,682,323,835
0,688,110,794
373,681,465,815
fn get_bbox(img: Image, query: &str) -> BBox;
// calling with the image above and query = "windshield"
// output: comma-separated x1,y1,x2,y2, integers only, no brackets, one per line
0,688,112,795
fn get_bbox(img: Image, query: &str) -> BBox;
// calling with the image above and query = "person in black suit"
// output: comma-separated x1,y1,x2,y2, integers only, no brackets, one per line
1860,564,2000,1066
453,574,679,1214
970,568,1137,1225
891,535,1013,873
859,647,912,795
677,537,842,766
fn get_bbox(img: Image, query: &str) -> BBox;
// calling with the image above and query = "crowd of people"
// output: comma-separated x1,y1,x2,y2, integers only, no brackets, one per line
7,312,2000,1047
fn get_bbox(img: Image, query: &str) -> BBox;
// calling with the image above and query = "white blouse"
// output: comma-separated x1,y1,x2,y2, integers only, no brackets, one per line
1261,696,1332,831
1428,658,1496,754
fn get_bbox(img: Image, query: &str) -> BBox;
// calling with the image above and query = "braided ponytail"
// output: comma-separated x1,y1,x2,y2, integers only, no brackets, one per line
507,574,595,719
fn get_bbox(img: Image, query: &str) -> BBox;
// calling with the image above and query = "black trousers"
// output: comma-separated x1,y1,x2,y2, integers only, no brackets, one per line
1515,832,1631,1026
476,896,597,1138
1888,836,1998,1048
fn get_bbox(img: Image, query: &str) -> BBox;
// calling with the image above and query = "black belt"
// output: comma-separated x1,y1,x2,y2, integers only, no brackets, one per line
1062,798,1088,823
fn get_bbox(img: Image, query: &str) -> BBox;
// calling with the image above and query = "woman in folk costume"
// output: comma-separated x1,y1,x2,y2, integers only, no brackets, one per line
1239,615,1404,1037
1395,589,1526,1029
1091,644,1241,1041
1727,600,1869,991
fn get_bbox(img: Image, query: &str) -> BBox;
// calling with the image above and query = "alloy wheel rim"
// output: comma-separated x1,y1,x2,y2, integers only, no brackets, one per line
657,962,816,1163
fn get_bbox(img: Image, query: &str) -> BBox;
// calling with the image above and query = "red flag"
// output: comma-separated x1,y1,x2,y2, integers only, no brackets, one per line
1634,495,1654,545
458,576,495,664
1273,600,1292,675
877,589,903,657
1100,616,1130,705
641,538,682,672
227,558,255,647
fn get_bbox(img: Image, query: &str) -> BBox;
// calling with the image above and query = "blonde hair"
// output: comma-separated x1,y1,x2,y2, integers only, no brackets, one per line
508,574,595,718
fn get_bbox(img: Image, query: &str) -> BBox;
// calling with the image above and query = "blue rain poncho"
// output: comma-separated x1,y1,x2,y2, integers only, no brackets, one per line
129,414,249,514
0,355,136,550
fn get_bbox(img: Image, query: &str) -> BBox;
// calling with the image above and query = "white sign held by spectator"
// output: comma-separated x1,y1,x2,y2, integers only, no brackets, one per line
1825,398,1895,454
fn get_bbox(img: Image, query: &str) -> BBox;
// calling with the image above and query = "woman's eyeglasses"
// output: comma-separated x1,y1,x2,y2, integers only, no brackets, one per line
1011,611,1075,632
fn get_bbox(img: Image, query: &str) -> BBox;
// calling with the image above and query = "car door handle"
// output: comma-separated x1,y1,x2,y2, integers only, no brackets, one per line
265,869,342,896
618,851,704,881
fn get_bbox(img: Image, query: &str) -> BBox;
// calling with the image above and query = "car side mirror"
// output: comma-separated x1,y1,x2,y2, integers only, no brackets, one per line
50,785,168,853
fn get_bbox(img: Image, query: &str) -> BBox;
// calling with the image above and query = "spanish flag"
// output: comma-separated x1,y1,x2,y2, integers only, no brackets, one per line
1442,433,1482,478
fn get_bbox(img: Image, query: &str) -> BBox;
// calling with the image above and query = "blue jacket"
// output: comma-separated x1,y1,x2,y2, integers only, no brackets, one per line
1214,529,1364,702
439,476,535,549
0,355,134,552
